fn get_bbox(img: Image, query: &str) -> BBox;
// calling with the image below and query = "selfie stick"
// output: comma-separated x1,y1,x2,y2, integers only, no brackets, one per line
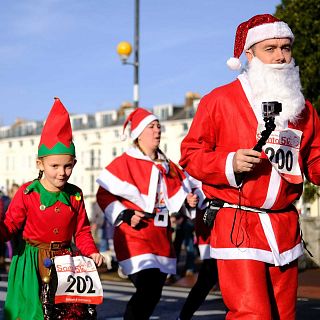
236,101,282,184
253,101,282,151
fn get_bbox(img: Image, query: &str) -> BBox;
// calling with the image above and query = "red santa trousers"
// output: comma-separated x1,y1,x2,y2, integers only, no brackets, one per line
217,259,298,320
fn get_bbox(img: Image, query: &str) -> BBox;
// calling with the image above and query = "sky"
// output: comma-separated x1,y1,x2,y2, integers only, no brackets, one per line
0,0,281,126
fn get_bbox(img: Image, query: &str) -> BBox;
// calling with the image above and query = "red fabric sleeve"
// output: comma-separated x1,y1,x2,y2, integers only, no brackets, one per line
0,186,27,242
96,186,118,212
179,93,231,186
302,101,320,185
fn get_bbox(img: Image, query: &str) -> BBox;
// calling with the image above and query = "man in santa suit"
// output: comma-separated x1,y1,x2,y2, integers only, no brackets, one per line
96,107,199,320
179,14,320,320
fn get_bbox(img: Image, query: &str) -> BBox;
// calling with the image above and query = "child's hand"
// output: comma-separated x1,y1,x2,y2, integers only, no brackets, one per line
186,193,198,208
90,252,104,267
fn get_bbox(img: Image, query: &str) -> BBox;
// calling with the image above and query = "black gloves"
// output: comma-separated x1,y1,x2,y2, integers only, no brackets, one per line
122,209,135,225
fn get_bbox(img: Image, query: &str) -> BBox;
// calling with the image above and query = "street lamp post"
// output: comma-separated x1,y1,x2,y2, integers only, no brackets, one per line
117,0,140,109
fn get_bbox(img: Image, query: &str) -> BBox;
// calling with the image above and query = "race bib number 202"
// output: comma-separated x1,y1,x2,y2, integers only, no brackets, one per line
54,255,103,305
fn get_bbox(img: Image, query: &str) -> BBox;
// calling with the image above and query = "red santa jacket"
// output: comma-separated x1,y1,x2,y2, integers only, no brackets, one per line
0,180,98,257
96,147,192,275
180,76,320,266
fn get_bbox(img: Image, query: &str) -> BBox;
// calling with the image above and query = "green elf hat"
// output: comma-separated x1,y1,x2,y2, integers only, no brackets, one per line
38,97,76,157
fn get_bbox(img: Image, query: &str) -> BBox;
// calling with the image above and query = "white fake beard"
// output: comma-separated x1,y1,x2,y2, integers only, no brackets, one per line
246,57,305,124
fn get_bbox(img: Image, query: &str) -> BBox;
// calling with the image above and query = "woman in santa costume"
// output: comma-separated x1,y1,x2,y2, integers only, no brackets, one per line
180,14,320,319
0,98,103,320
96,107,198,320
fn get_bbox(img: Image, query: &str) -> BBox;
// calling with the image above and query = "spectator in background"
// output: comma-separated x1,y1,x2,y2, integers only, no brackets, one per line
91,202,114,271
0,194,5,274
8,183,20,199
6,183,21,259
90,202,105,246
0,187,11,272
171,211,196,278
177,207,218,320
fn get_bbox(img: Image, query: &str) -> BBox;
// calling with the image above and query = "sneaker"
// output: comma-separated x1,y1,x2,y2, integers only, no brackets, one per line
117,266,128,279
185,269,194,277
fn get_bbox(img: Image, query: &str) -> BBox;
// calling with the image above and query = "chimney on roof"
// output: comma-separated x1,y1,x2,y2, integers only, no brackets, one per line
185,92,201,109
118,101,134,118
12,118,26,128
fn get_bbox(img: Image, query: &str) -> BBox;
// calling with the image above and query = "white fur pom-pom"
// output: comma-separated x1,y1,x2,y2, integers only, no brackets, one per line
226,57,241,70
120,134,127,141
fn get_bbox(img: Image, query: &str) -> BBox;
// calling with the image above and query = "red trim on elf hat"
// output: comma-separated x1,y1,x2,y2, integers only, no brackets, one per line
121,108,158,141
227,14,294,70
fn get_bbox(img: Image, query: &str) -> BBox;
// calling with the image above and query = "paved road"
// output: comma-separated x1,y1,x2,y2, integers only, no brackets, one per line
1,272,320,319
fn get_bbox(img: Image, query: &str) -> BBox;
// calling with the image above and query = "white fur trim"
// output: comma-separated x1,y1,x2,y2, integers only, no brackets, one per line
261,166,281,209
227,57,242,70
96,169,149,210
258,213,281,265
162,176,191,213
210,242,303,266
245,21,294,50
226,152,240,188
119,253,177,275
104,200,126,225
198,244,211,260
184,172,207,209
237,73,255,110
147,165,160,212
131,114,157,140
126,146,153,161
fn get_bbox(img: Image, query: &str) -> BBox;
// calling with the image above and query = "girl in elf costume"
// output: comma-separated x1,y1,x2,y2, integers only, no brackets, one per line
96,107,199,320
0,98,103,320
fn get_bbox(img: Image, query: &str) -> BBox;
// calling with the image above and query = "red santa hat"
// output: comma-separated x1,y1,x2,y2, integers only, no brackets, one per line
38,97,75,157
227,14,294,70
121,107,158,141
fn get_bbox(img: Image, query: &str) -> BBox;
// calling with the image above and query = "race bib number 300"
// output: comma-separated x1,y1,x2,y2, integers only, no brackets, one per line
55,255,103,305
257,125,303,184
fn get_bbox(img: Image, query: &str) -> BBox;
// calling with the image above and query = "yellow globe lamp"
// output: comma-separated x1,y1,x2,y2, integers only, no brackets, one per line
117,41,132,62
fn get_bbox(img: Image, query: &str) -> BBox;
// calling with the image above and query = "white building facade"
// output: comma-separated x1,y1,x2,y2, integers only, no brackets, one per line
0,101,198,221
2,97,318,220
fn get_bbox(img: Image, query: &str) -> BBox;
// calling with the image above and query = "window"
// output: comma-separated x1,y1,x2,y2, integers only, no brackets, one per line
90,150,94,168
97,149,101,168
102,114,113,126
73,118,83,130
161,108,169,120
182,122,189,132
91,174,95,194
